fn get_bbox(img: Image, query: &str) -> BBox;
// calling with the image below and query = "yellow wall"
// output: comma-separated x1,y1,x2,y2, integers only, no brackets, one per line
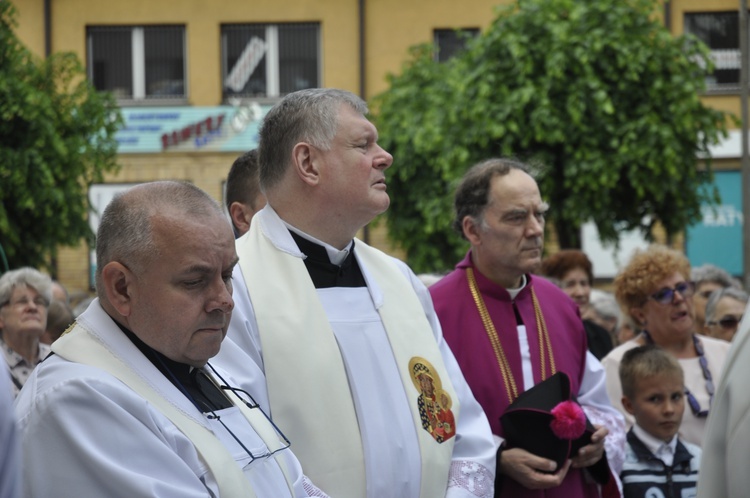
365,0,502,97
15,0,509,101
12,0,740,110
17,0,360,105
13,0,738,127
12,0,44,57
55,154,241,297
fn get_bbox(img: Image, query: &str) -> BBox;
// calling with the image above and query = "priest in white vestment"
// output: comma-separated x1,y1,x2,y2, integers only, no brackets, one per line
14,181,327,498
213,88,497,498
698,306,750,497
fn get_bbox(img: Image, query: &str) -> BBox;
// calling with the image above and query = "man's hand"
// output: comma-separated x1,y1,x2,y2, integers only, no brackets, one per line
498,447,572,490
571,425,608,469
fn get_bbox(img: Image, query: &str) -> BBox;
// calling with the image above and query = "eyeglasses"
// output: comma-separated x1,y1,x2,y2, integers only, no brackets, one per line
698,289,715,300
0,296,48,309
157,353,291,465
649,281,696,305
708,315,743,330
218,385,291,453
206,385,291,463
205,365,291,462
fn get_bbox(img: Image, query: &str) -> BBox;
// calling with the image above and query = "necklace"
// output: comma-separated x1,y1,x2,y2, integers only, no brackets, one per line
466,267,556,404
640,330,714,418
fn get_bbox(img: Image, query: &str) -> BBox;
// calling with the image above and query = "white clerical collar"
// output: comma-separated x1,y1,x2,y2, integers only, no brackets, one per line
506,274,527,300
633,423,677,466
284,222,353,266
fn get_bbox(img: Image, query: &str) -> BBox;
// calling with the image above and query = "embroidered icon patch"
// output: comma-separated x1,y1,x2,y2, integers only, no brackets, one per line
409,357,456,443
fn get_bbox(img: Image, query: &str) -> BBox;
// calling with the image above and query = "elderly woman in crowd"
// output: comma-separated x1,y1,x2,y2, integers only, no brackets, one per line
540,249,614,359
704,287,748,342
691,263,741,335
602,245,730,446
585,288,623,345
0,268,52,397
615,313,639,345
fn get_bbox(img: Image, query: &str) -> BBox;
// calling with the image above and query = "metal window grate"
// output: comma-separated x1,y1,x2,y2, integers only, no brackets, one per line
87,25,185,101
144,26,185,99
88,26,134,99
222,22,320,99
278,24,320,95
434,28,479,63
685,11,742,92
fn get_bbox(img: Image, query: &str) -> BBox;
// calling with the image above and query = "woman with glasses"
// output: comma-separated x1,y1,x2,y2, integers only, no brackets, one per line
704,287,748,342
601,245,731,446
0,267,52,397
690,263,741,335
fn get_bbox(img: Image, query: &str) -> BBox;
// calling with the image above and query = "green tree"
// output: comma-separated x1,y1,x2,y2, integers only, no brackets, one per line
0,1,121,273
373,0,731,273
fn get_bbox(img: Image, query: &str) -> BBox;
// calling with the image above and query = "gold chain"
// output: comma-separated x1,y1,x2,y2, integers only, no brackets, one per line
531,289,556,378
467,267,517,403
466,267,556,404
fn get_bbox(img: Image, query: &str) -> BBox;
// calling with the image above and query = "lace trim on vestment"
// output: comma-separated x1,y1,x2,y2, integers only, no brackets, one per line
447,460,494,498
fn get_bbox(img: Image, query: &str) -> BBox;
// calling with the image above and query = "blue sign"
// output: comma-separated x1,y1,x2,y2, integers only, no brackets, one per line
115,103,272,153
686,171,743,275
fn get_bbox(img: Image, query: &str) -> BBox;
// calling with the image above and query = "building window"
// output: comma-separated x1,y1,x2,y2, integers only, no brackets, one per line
87,25,186,102
684,12,742,92
222,23,320,100
434,28,479,62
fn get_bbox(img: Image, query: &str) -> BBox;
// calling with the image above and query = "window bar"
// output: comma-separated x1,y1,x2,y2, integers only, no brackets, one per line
266,25,280,97
132,27,146,100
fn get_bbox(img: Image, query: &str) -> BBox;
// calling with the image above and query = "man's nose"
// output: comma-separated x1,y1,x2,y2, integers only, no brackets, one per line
374,144,393,170
208,280,234,314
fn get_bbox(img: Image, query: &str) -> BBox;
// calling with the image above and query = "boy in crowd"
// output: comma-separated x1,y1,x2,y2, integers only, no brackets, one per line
619,345,701,497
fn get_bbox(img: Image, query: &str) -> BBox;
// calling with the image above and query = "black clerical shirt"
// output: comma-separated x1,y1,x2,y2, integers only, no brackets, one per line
290,231,367,288
116,322,232,412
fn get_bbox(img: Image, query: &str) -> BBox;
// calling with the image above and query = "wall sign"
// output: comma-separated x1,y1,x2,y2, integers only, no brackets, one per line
115,102,269,153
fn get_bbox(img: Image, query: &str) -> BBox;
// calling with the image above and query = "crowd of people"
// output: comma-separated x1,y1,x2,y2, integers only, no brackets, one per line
1,87,747,498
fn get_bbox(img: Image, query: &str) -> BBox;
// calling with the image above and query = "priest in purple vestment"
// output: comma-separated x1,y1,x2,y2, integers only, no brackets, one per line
430,158,625,498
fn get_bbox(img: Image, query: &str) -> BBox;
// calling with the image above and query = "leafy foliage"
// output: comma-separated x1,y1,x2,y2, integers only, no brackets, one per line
373,0,731,273
0,1,121,272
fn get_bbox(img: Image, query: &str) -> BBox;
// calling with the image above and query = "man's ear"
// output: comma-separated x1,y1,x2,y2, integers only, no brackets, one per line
462,216,483,246
229,202,251,237
291,142,320,187
622,396,635,416
101,262,136,317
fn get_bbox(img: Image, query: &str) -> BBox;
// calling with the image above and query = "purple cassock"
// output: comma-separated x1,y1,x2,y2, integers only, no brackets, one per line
430,251,601,498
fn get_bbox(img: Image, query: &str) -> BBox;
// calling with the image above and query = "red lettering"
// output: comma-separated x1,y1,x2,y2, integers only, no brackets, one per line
180,125,192,141
160,114,226,150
